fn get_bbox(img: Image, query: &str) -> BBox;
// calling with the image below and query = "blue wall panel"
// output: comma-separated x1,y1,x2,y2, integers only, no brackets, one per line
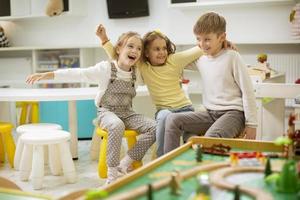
40,100,96,139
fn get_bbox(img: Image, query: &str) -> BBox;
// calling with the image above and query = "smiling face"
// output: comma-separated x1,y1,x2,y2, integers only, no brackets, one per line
145,38,168,66
195,32,225,57
116,36,143,69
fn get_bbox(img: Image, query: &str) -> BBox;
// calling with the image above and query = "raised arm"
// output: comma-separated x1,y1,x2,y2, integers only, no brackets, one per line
96,24,116,59
96,24,109,45
26,72,54,85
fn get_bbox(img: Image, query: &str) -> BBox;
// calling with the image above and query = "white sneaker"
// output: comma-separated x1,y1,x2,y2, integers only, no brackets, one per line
118,155,134,174
106,167,123,185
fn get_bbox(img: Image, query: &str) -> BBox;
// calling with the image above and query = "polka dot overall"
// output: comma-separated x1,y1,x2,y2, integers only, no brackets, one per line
98,63,156,167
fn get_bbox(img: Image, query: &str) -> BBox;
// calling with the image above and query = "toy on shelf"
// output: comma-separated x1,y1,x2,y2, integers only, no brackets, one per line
290,3,300,40
0,26,10,47
45,0,68,17
247,53,278,81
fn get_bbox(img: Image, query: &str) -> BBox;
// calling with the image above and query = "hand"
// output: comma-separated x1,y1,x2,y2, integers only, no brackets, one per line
223,40,238,51
96,24,109,45
26,72,54,85
243,127,256,140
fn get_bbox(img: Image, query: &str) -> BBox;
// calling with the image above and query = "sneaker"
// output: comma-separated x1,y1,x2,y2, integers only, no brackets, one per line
106,167,123,185
118,155,134,174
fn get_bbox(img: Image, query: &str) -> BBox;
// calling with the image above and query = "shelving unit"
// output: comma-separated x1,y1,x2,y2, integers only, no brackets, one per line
169,0,295,8
0,0,87,22
0,46,101,87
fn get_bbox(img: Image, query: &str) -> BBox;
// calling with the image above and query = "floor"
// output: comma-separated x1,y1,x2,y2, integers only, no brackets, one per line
0,139,154,199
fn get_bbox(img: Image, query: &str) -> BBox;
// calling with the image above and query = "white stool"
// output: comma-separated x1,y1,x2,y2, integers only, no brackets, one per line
14,123,62,170
19,130,76,190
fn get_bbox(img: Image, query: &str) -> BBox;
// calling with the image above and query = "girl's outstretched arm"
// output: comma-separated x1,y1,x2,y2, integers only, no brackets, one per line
26,72,54,85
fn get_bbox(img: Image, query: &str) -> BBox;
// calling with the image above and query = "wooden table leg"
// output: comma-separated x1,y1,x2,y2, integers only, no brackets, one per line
68,100,78,159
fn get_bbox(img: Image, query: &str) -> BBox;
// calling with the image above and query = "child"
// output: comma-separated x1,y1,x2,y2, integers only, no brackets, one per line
26,31,156,184
164,12,258,154
97,25,203,157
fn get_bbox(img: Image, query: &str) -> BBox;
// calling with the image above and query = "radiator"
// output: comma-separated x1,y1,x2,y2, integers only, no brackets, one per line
269,54,300,107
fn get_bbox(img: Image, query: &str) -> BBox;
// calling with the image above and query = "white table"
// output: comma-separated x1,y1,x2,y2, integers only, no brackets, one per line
254,83,300,140
0,86,150,159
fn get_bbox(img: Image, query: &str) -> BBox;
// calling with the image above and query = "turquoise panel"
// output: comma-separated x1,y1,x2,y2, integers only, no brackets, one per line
40,101,69,131
76,100,97,138
40,100,96,139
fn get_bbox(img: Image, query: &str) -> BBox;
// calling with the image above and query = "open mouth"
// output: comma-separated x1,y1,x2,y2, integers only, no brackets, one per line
128,55,136,61
157,56,166,61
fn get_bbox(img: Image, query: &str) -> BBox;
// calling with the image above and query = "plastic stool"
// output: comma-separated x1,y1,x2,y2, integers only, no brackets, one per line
16,101,39,125
0,122,15,168
14,123,63,170
19,130,76,190
96,127,143,178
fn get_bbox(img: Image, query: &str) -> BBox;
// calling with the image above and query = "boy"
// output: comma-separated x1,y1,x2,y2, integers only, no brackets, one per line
164,12,258,154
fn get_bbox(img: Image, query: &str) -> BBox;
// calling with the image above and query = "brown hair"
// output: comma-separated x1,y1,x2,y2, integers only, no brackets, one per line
193,12,226,35
142,31,176,61
114,31,143,59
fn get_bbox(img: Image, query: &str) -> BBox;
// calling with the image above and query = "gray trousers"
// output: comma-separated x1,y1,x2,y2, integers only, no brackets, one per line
98,109,156,167
155,105,194,157
164,109,245,153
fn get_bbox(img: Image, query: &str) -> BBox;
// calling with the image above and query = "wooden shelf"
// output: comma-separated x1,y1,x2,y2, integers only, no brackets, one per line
169,0,294,8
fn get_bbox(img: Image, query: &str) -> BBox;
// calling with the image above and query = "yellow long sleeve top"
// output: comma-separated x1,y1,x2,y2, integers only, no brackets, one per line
103,42,203,110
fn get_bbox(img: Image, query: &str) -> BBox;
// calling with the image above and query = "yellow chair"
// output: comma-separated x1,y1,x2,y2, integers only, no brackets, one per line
0,122,15,168
96,127,143,178
16,101,39,125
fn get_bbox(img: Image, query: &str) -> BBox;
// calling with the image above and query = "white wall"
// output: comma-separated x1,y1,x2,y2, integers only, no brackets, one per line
0,0,296,47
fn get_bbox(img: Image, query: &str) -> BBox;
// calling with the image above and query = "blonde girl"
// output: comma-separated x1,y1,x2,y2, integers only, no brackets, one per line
26,31,156,184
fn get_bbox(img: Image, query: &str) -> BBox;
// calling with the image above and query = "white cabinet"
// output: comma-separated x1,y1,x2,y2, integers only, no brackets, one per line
255,74,286,141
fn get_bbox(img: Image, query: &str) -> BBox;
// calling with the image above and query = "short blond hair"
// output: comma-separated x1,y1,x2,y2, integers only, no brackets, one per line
193,12,226,35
